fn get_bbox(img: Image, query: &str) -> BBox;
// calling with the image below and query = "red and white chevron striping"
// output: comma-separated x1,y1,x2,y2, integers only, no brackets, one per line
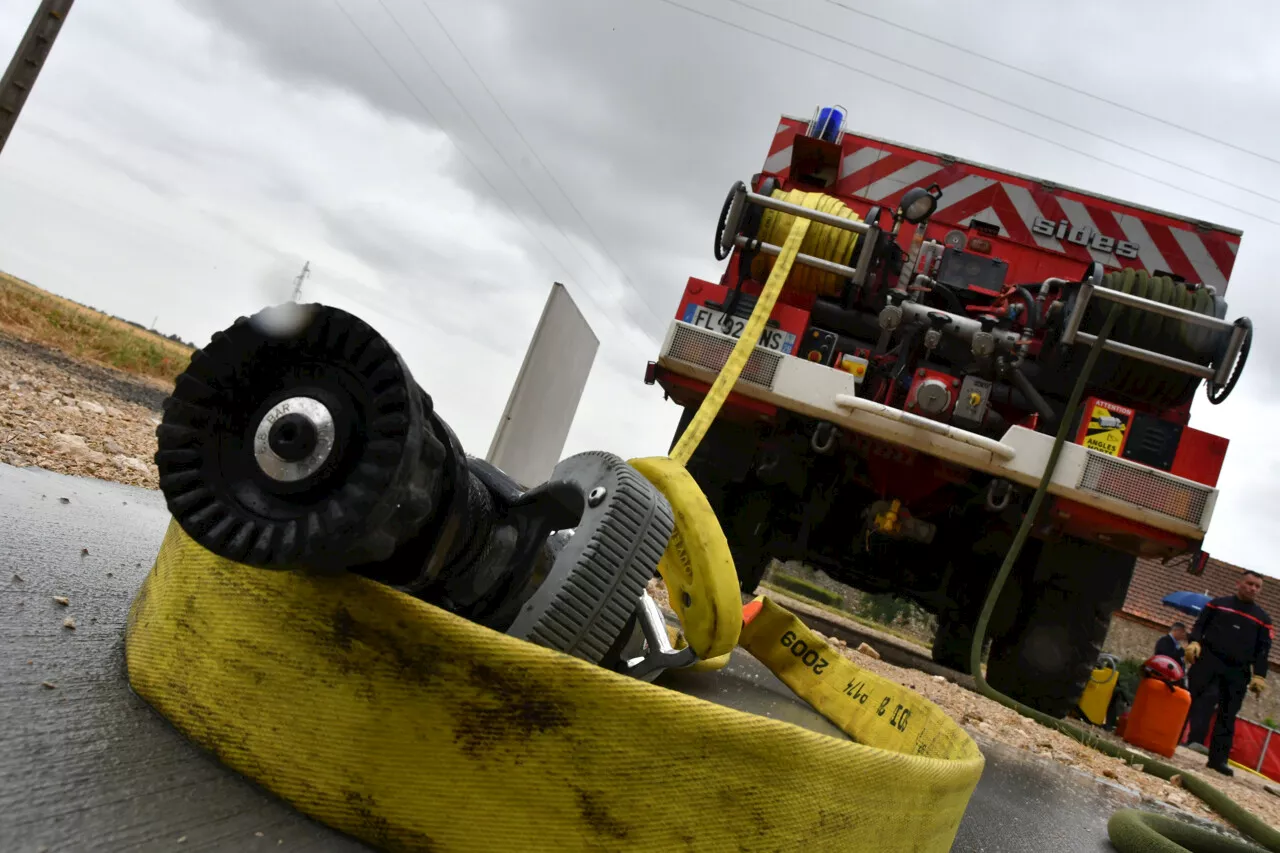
763,119,1240,293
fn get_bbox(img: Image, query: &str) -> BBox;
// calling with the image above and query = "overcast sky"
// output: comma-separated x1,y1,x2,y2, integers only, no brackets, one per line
1,0,1277,572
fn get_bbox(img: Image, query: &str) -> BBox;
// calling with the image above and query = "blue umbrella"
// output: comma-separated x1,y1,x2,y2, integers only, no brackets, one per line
1162,591,1212,617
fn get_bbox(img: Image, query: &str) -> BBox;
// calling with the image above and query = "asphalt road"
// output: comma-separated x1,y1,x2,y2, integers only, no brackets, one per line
0,463,1222,852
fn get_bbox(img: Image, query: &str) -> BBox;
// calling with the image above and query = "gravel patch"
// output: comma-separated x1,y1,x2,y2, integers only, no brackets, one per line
824,638,1227,826
0,332,166,488
646,577,1280,831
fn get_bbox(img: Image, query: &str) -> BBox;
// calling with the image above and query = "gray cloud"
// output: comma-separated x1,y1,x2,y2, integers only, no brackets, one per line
175,0,766,332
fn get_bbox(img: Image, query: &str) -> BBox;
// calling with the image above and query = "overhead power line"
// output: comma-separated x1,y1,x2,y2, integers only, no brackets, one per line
415,0,667,327
372,0,662,328
329,0,647,340
817,0,1280,170
650,0,1280,229
724,0,1280,207
328,1,569,281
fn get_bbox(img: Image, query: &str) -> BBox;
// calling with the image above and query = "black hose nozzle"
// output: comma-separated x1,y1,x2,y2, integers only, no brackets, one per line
154,303,573,625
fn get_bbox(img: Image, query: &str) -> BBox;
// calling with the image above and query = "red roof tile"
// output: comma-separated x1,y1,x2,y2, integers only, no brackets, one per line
1121,554,1280,667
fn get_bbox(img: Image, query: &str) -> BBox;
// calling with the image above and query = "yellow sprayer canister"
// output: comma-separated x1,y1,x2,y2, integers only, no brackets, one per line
1078,659,1120,727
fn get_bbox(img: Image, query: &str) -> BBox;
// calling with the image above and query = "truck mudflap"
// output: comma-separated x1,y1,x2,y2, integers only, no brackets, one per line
657,319,1217,540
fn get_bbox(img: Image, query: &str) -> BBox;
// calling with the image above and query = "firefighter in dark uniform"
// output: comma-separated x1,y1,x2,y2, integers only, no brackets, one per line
1185,570,1272,776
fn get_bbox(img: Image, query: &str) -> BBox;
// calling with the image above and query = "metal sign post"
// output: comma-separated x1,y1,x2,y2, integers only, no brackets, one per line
486,282,599,489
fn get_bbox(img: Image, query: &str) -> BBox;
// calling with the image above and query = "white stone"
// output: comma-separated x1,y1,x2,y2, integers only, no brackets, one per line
51,433,106,465
114,455,150,474
52,432,88,449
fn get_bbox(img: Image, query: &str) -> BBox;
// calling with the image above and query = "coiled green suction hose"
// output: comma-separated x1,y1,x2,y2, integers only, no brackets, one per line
1079,269,1221,410
970,302,1277,852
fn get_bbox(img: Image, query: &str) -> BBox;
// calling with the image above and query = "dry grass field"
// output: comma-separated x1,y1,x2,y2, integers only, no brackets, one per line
0,272,192,385
0,272,194,487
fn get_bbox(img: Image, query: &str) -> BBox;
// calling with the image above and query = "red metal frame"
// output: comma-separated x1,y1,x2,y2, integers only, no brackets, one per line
654,369,777,424
1170,427,1230,488
1046,497,1190,559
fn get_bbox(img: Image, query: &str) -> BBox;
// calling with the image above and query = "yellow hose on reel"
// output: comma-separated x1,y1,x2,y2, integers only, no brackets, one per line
748,188,863,297
125,188,987,852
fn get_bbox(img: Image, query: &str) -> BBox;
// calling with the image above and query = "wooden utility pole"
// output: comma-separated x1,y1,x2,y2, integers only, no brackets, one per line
0,0,75,157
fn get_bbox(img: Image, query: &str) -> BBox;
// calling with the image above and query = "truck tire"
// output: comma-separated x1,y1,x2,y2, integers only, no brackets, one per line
929,525,1029,675
984,538,1136,719
723,489,773,593
930,618,978,673
931,578,1019,675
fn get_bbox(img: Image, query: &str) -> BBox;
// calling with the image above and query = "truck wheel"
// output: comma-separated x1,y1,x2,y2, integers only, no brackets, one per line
930,618,977,673
931,587,1017,675
724,490,773,593
930,536,1028,676
687,483,771,593
736,550,771,595
984,539,1136,718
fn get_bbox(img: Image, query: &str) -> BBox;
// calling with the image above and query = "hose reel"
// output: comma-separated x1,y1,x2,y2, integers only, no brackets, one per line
714,179,881,298
156,303,674,670
1206,316,1251,405
1059,263,1252,408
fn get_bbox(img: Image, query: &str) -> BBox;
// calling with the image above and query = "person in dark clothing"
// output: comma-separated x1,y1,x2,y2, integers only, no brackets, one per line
1156,622,1188,667
1155,622,1189,687
1184,571,1272,776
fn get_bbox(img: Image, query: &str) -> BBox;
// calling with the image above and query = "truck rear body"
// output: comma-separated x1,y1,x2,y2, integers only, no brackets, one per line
648,107,1252,713
651,111,1248,563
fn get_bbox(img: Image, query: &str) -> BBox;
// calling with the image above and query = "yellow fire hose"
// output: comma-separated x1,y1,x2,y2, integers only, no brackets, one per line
124,189,1268,851
125,194,982,852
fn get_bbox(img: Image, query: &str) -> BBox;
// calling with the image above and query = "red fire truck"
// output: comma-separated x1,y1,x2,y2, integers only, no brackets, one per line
646,106,1252,716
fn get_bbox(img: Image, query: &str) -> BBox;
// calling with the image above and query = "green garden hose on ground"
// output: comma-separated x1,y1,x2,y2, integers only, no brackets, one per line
968,303,1277,852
